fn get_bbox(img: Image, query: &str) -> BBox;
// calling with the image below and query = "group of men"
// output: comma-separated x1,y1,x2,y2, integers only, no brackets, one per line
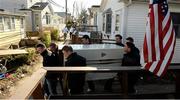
35,34,140,97
36,43,86,97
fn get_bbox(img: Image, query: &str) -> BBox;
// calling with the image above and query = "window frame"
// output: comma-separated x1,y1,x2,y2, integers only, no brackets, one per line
11,17,15,30
115,14,120,32
20,18,24,29
4,16,11,31
0,16,4,32
171,12,180,38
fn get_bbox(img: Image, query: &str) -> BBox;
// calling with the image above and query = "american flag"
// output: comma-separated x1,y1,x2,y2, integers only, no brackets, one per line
141,0,176,77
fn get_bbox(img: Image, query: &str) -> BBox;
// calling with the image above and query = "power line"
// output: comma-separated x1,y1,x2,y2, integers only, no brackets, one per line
48,0,64,9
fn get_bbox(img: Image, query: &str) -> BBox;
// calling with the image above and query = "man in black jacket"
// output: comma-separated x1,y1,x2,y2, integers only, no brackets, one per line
115,34,124,47
81,35,95,93
62,45,86,95
49,43,64,95
121,42,140,93
36,43,62,96
126,37,140,55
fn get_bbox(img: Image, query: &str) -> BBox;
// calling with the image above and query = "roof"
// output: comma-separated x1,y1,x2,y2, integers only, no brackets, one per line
31,2,49,10
92,5,100,8
55,12,71,18
0,11,26,16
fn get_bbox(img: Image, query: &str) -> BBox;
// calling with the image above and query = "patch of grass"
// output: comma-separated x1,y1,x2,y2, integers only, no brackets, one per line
41,31,51,47
51,29,59,41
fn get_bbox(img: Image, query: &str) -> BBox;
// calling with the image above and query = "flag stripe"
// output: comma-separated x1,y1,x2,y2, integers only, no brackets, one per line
162,11,170,29
154,4,161,61
163,21,173,47
157,31,175,76
161,32,176,76
149,5,156,61
141,0,176,77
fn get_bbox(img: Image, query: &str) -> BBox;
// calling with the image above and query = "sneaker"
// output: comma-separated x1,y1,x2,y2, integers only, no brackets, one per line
87,88,95,93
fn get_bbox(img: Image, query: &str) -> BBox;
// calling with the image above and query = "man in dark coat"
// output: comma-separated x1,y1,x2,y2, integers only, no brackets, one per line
126,37,140,55
115,34,124,47
62,45,86,94
36,43,54,97
81,35,95,93
49,43,64,95
36,43,63,96
104,34,125,91
120,42,140,93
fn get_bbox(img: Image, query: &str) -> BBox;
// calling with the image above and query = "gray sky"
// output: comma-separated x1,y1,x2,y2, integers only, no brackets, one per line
51,0,102,14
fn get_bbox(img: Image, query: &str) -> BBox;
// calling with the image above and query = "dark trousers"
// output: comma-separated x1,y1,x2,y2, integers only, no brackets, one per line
43,74,63,96
87,81,95,91
104,78,114,91
70,32,72,39
118,73,138,93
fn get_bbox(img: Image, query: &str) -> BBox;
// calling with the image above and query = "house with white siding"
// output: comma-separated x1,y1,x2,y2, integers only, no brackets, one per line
98,0,180,63
0,0,54,32
0,11,25,49
88,6,101,26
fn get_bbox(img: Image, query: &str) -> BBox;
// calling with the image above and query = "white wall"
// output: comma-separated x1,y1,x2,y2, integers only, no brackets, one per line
100,0,125,39
169,3,180,63
41,5,53,27
126,3,148,49
97,12,103,32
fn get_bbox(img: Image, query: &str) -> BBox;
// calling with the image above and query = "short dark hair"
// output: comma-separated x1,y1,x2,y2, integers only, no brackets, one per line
62,45,73,52
115,34,122,40
36,43,46,48
50,43,57,48
82,35,90,40
126,42,135,50
126,37,134,43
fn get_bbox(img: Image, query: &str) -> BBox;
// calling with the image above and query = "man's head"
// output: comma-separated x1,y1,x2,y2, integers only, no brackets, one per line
49,43,58,52
82,35,91,44
62,45,73,58
115,34,122,44
124,42,135,53
36,43,46,54
126,37,134,43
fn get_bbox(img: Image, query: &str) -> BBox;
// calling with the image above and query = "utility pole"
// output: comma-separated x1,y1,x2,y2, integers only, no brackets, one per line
72,1,75,20
65,0,67,24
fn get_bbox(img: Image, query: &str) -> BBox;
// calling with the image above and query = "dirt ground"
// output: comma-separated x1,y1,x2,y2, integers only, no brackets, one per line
0,56,43,99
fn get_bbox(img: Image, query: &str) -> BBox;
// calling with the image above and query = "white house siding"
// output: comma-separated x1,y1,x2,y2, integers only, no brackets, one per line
126,2,180,63
0,16,25,49
169,3,180,63
126,3,148,49
41,6,52,27
101,0,124,39
97,12,103,32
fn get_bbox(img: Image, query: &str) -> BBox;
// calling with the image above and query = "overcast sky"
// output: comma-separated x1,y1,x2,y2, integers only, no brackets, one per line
52,0,102,14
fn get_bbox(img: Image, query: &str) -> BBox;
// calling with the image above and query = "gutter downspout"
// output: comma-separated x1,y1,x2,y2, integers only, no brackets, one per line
122,0,132,43
126,0,132,7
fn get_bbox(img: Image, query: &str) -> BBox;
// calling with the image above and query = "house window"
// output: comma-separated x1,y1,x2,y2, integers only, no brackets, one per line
0,16,3,32
171,13,180,38
46,15,51,25
106,13,112,34
102,15,105,31
4,17,11,31
11,17,15,30
20,18,24,28
115,14,120,31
